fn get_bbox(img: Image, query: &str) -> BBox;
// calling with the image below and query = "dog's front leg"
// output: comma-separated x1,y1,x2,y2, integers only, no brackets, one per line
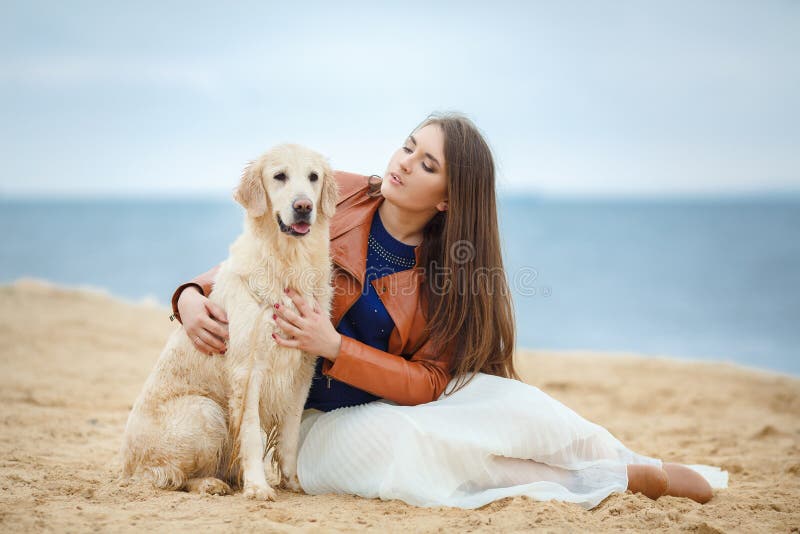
236,364,276,501
277,363,315,492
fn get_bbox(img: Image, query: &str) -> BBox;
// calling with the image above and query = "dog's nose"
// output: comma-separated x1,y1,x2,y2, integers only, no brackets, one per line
293,197,313,214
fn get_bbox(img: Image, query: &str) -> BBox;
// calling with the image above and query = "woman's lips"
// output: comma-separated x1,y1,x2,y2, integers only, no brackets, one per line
390,173,404,186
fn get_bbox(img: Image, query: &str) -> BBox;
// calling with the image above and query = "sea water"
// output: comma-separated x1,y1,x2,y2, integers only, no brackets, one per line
1,196,797,376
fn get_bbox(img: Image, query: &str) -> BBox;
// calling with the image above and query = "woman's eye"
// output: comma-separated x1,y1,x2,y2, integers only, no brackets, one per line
402,146,434,173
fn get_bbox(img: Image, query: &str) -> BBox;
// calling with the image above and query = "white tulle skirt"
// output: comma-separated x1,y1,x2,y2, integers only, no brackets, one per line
296,373,728,510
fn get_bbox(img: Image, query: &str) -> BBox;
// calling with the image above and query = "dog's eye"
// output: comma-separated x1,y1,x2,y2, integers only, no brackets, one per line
309,172,318,182
273,172,287,181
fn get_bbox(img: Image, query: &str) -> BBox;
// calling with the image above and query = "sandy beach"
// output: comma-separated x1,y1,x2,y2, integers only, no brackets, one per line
0,278,798,532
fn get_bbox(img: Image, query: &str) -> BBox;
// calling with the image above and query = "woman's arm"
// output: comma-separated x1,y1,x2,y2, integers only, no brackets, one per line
273,288,454,406
169,263,229,355
169,263,221,324
320,335,453,406
175,267,452,403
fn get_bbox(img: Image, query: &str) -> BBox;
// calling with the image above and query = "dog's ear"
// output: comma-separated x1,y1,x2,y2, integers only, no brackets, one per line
233,159,268,217
320,164,339,220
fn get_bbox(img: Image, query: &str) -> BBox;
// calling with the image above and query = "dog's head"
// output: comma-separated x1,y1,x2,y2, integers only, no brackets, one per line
233,143,338,237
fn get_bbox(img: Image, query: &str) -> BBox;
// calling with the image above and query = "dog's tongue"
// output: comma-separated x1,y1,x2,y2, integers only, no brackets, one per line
291,222,311,234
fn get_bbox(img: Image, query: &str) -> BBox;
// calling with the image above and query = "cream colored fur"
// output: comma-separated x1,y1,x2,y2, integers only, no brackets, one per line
120,144,338,500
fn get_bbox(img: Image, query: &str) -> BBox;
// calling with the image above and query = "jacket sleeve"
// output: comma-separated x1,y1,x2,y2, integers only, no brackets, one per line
320,334,453,406
169,263,221,324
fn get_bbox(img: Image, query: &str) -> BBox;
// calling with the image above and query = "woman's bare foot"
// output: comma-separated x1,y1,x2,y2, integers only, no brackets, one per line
626,464,669,500
662,462,713,504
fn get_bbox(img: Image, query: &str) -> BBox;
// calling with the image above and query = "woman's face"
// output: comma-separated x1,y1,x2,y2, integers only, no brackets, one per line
381,123,448,214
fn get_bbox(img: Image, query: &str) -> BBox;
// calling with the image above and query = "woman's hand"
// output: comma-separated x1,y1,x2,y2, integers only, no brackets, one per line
177,287,230,355
272,288,342,360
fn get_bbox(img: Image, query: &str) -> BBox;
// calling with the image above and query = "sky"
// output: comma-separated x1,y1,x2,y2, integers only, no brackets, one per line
0,0,798,197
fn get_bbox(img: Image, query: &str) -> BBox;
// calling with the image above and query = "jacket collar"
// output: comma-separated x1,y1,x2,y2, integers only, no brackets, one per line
329,188,424,350
330,190,423,285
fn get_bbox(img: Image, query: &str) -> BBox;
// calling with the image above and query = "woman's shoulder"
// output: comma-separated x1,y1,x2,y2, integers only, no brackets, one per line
333,170,372,205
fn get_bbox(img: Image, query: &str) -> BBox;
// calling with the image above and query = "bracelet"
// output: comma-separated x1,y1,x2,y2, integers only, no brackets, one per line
169,282,205,322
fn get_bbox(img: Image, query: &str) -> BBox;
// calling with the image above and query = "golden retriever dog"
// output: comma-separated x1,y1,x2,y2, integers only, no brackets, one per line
120,144,338,500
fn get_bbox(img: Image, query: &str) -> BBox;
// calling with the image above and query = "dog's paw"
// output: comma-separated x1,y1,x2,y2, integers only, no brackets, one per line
280,475,302,493
191,477,232,496
184,477,232,495
242,482,277,501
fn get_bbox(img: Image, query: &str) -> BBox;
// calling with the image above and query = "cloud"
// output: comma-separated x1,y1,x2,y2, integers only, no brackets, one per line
0,55,220,93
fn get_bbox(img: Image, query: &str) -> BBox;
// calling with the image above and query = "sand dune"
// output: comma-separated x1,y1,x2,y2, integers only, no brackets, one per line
0,279,798,532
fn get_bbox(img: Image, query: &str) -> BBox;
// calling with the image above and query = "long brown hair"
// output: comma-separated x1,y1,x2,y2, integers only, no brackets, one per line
369,111,518,391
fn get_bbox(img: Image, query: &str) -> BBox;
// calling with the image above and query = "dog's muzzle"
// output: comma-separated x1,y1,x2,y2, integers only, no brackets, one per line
277,214,311,237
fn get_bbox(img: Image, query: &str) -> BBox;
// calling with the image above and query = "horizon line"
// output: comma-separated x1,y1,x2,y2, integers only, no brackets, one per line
2,187,800,202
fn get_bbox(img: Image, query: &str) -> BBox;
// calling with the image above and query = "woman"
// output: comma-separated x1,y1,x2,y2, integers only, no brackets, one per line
171,112,727,509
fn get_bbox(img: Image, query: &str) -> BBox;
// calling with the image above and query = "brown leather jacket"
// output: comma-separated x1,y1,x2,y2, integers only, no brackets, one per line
170,170,453,405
